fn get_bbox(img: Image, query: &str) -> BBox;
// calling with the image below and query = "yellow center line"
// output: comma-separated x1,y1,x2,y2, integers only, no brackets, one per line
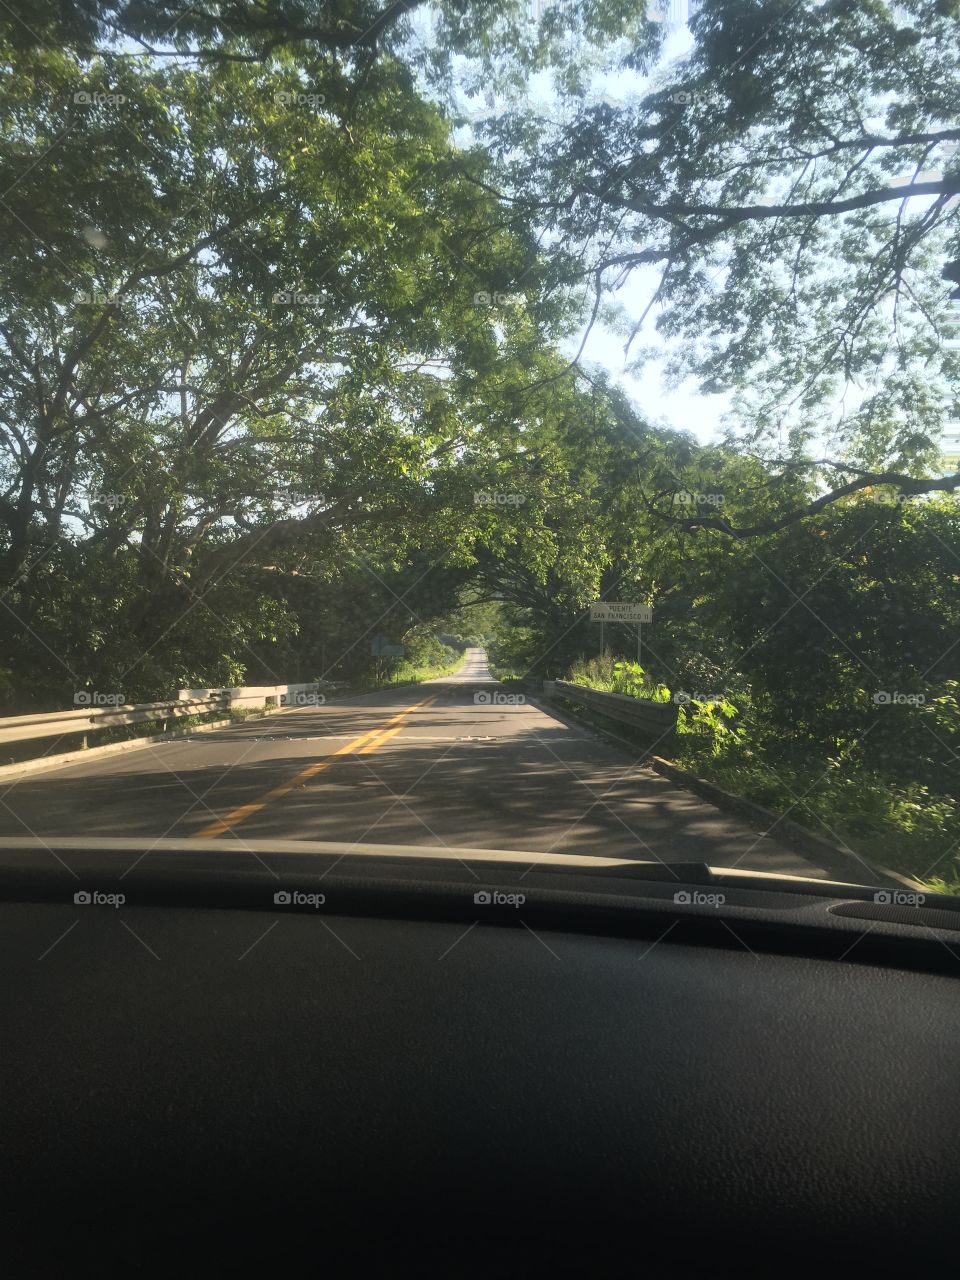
195,695,437,838
358,723,407,753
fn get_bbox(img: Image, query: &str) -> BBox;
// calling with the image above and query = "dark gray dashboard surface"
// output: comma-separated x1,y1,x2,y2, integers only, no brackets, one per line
2,899,959,1275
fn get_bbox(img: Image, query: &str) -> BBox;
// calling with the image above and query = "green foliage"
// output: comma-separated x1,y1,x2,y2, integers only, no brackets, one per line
0,25,574,703
569,656,671,703
347,647,465,694
676,697,740,757
0,1,957,892
541,490,960,884
480,0,960,459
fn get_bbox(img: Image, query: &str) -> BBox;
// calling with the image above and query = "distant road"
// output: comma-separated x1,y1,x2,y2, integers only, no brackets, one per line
0,648,834,876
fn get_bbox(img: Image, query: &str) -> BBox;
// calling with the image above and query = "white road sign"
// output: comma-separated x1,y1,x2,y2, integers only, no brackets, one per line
589,603,653,624
371,634,405,657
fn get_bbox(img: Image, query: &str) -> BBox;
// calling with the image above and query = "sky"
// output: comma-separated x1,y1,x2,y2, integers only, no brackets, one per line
574,292,733,444
542,10,731,443
448,3,733,444
416,1,957,454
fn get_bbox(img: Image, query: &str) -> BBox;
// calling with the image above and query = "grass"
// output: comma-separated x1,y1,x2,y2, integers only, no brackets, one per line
343,651,467,695
568,655,671,702
679,752,959,889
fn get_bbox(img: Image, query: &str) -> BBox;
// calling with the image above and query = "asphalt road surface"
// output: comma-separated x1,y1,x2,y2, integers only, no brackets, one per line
0,649,834,876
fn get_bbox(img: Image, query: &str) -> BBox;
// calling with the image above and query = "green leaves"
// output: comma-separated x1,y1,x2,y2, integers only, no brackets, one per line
0,18,583,698
469,0,960,463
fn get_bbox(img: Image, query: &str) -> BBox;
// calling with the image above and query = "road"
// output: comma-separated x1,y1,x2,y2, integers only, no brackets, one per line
0,649,831,876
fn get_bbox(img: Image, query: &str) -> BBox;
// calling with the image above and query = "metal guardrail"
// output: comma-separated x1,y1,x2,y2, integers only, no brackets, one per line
0,683,319,749
179,682,319,710
546,679,678,743
0,696,229,746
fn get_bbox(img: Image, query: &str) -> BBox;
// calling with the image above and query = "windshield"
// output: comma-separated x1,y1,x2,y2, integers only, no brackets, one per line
0,0,957,898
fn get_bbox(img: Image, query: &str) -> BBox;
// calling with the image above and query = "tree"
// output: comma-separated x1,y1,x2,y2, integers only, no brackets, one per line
0,30,567,698
463,0,960,516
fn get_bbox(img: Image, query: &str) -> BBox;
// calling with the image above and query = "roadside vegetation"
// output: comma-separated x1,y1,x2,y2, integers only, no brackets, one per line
551,653,960,889
0,0,957,884
343,645,468,694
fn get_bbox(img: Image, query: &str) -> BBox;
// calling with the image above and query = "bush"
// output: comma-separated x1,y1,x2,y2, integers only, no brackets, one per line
568,657,671,702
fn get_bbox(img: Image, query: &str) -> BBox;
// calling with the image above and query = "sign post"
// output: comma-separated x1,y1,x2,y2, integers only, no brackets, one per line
371,634,405,686
371,634,405,658
589,603,653,663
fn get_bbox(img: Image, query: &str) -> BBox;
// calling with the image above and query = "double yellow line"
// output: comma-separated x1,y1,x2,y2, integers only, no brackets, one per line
195,694,437,839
